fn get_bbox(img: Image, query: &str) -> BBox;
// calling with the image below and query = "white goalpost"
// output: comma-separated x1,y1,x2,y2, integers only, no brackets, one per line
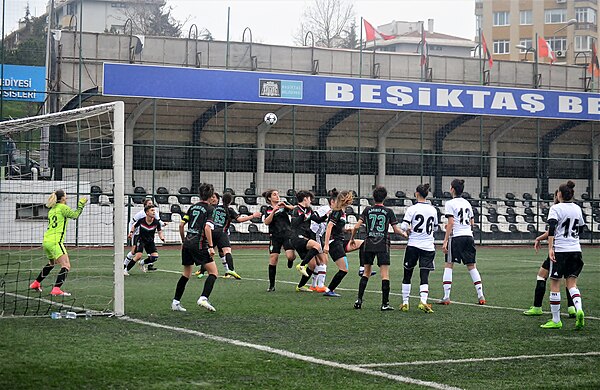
0,101,125,317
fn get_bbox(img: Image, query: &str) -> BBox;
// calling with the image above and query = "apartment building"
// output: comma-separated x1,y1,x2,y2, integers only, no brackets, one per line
475,0,598,65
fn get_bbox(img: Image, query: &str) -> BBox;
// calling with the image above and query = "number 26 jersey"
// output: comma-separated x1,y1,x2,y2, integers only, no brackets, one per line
401,202,438,251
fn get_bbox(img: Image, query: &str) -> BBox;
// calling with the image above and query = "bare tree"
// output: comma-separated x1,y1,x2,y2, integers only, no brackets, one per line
113,1,184,37
295,0,355,48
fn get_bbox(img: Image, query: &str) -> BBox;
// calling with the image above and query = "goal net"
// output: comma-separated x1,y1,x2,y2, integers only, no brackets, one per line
0,102,124,317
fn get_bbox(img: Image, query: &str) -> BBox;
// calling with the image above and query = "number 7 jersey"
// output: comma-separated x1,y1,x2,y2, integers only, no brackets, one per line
401,202,438,251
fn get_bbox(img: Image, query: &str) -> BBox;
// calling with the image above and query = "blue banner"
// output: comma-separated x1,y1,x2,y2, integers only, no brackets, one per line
103,63,599,121
1,65,46,102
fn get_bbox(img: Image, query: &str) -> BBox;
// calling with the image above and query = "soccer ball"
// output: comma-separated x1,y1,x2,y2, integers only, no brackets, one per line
264,112,277,126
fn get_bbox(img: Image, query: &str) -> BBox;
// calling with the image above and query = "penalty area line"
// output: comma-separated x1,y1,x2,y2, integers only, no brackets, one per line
357,351,600,368
120,315,461,390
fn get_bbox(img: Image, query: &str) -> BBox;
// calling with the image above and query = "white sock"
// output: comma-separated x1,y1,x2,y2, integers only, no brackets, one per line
550,291,561,323
402,283,411,305
172,299,180,305
311,266,320,288
420,284,429,304
569,287,583,312
443,268,453,300
317,265,327,288
469,268,484,299
123,252,133,266
221,256,229,272
359,266,365,275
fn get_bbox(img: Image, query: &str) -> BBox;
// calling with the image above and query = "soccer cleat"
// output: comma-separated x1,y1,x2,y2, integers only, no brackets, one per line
478,298,486,305
171,301,187,312
296,264,309,277
123,269,130,276
138,261,147,273
296,286,312,292
323,290,340,297
197,272,205,280
266,286,276,292
309,286,318,291
370,270,377,276
568,306,577,318
222,274,233,279
540,320,562,329
523,306,543,316
438,298,451,305
575,310,585,330
418,302,434,313
401,304,409,312
147,264,158,271
315,286,328,293
29,280,42,292
50,287,71,297
197,297,216,312
225,270,242,280
354,299,362,309
287,259,294,269
381,304,394,311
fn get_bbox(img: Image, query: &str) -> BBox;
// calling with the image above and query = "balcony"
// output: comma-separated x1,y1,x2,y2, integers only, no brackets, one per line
575,21,598,30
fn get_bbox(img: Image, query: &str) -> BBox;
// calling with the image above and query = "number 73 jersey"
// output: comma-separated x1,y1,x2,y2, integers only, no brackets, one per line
401,202,439,251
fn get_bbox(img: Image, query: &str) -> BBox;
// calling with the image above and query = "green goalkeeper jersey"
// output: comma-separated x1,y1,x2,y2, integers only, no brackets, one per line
43,202,85,244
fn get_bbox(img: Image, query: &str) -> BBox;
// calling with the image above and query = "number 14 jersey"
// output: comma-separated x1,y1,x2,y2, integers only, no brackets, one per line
401,202,438,251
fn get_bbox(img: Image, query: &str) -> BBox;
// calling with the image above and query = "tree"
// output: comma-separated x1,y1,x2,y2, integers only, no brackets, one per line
117,1,184,37
295,0,355,48
341,20,358,49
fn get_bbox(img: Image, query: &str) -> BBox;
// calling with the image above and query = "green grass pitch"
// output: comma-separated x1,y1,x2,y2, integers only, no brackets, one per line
1,246,598,389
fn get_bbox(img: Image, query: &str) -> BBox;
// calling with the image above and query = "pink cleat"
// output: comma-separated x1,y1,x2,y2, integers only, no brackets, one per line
50,287,71,297
30,280,42,292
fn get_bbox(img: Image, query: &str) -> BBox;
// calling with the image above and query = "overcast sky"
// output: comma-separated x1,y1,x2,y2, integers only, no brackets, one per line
3,0,476,43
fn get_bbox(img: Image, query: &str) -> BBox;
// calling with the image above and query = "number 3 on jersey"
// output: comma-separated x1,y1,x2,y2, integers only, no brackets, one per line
457,208,471,225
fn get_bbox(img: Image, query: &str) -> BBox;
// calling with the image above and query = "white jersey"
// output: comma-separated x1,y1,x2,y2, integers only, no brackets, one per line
310,204,331,237
548,202,584,252
401,202,438,251
129,207,162,235
444,197,473,237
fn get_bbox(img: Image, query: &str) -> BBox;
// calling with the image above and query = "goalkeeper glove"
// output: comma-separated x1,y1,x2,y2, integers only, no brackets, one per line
78,197,88,207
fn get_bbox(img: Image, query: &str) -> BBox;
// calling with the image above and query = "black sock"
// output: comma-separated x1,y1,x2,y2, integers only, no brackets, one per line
382,279,390,305
174,275,189,301
533,279,546,307
419,268,430,285
327,270,348,291
145,256,158,264
36,264,55,283
287,257,294,268
126,260,136,271
225,253,234,271
268,264,276,288
359,244,365,267
54,267,69,288
201,274,217,299
358,276,369,300
301,248,320,266
566,286,574,307
298,268,314,288
402,268,414,284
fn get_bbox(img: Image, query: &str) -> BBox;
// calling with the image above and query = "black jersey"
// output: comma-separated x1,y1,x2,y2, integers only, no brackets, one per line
133,217,161,242
359,204,398,252
262,205,292,238
183,201,214,242
212,204,240,233
291,205,313,238
328,209,347,241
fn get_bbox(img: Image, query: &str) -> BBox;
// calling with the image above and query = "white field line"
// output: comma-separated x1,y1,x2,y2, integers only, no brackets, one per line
357,351,600,368
157,269,600,321
120,315,461,390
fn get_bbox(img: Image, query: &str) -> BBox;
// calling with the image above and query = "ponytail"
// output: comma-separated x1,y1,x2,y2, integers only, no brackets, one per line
46,189,65,208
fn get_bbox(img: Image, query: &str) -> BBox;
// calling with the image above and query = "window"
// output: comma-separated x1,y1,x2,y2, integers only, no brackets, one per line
519,39,533,53
576,7,597,24
575,35,593,51
547,37,567,52
493,11,510,26
66,3,77,15
545,9,567,24
493,40,510,54
520,10,532,25
16,204,48,220
476,15,482,31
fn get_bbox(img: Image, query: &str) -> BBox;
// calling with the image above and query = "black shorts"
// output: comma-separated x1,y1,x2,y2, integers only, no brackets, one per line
269,236,294,254
549,252,584,280
131,233,140,247
363,251,390,267
212,230,231,250
328,239,347,261
541,257,551,271
291,236,310,259
403,246,435,270
181,236,213,267
445,236,476,265
135,239,157,255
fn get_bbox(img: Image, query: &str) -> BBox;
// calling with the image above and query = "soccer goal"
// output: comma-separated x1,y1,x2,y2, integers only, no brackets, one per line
0,102,125,317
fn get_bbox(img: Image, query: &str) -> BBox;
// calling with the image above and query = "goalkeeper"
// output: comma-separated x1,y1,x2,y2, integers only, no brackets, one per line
29,190,87,296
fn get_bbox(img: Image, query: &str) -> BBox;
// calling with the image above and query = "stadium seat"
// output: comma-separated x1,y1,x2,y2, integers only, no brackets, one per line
443,191,452,199
177,187,191,204
238,205,250,215
286,189,296,204
260,205,269,215
345,206,357,217
155,187,169,204
504,192,516,207
132,186,146,204
395,191,406,198
244,187,257,205
248,223,259,233
90,185,102,204
170,204,183,216
224,187,235,195
431,198,442,207
462,192,471,199
509,224,519,233
384,198,403,207
251,216,262,223
160,212,172,223
99,195,111,206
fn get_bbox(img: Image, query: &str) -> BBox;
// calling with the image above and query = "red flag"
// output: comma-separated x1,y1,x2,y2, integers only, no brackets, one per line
481,32,493,68
588,43,600,77
420,30,428,66
363,19,395,42
537,36,556,63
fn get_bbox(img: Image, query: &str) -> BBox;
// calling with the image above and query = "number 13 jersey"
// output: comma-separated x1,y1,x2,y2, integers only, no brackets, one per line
401,202,438,251
444,197,474,238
